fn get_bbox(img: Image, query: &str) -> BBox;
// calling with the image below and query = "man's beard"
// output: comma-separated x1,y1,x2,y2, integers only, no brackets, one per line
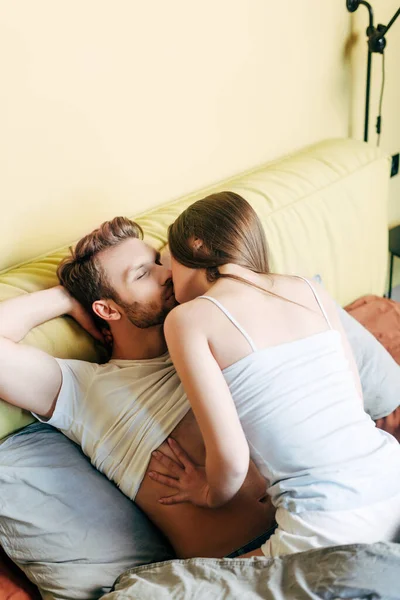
117,286,177,329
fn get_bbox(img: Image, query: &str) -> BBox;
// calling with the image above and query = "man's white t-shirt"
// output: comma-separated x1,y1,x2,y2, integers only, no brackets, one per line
37,353,190,500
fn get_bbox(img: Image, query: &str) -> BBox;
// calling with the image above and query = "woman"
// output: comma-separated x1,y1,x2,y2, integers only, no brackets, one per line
149,191,400,558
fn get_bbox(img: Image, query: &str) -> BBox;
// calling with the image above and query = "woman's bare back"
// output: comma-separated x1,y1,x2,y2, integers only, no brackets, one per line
194,274,347,370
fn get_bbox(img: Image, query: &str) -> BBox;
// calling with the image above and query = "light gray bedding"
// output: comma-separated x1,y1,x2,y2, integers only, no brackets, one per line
102,542,400,600
0,423,173,600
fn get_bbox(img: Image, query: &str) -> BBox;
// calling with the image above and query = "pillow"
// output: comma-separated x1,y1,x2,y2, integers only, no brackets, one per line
338,306,400,420
0,400,35,441
313,275,400,420
0,423,174,600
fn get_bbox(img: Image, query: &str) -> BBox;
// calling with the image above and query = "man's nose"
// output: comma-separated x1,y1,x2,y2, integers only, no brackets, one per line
159,264,172,285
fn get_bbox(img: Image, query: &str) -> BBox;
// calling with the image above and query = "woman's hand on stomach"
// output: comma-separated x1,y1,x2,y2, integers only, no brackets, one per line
149,438,212,507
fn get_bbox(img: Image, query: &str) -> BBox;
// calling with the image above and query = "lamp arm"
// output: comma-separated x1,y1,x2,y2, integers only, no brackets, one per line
377,7,400,38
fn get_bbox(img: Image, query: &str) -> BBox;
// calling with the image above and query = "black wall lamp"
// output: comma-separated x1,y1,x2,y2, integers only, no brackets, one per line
346,0,400,143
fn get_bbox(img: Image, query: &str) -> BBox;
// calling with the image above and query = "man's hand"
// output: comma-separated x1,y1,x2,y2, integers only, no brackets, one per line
149,438,212,508
66,292,105,344
0,285,103,344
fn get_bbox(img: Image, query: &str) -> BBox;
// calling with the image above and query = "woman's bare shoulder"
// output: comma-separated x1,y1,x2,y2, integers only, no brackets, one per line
164,299,212,333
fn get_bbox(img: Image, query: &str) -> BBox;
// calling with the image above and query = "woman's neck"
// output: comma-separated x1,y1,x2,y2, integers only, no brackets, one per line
195,264,272,299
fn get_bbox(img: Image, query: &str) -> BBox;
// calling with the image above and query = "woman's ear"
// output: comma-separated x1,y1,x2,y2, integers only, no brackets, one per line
192,238,203,252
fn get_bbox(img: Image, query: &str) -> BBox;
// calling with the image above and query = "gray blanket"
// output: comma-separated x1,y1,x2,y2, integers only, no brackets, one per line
102,542,400,599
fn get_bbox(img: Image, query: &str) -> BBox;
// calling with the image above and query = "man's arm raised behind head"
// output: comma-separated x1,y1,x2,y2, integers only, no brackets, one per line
0,286,93,419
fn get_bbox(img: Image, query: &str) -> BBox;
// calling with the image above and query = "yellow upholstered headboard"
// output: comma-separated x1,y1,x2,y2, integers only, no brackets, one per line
0,137,391,438
138,138,390,308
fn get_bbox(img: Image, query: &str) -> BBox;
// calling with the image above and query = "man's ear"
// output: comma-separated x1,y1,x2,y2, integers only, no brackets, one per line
92,299,122,322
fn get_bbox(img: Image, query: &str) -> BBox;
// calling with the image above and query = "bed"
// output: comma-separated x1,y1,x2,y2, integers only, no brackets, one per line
0,137,398,599
103,542,400,599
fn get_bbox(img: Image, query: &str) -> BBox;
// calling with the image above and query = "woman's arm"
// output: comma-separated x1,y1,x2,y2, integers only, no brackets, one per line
162,303,250,508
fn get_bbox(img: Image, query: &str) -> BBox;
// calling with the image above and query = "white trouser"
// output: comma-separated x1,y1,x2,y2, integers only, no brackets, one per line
261,492,400,558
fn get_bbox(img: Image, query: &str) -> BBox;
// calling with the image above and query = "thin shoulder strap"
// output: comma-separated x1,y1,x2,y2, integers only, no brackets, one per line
293,276,333,329
197,296,257,352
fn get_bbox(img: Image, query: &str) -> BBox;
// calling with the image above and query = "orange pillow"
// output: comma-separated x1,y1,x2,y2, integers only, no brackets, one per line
0,548,40,600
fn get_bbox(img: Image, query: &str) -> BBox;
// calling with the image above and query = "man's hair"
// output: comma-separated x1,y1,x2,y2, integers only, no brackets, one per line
57,217,143,326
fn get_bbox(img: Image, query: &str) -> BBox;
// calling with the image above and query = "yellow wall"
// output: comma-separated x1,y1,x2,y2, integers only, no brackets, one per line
0,0,351,272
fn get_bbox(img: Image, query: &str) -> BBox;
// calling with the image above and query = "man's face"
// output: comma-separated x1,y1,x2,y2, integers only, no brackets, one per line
97,238,176,328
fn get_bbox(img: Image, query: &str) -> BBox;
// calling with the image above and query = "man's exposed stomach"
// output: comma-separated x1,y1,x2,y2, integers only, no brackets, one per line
135,409,276,558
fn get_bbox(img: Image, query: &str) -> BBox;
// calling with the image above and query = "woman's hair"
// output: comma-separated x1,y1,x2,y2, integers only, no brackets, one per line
168,192,310,309
168,191,270,286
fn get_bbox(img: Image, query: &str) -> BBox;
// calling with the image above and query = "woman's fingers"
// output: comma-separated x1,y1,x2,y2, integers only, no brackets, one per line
151,450,183,476
159,493,188,505
148,471,180,488
167,438,195,471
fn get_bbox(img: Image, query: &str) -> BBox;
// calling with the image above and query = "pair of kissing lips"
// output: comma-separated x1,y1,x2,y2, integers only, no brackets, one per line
165,282,175,301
